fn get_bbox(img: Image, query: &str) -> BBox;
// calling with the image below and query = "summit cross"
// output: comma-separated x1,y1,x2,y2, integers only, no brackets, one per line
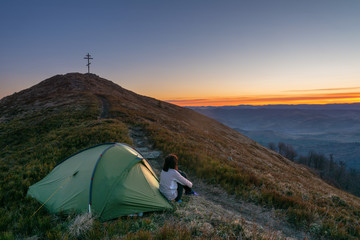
84,53,93,73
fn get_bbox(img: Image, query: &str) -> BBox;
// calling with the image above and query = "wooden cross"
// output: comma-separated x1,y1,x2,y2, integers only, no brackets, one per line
84,53,93,73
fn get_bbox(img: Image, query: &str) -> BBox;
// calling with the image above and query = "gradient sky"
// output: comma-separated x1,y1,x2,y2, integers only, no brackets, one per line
1,0,360,106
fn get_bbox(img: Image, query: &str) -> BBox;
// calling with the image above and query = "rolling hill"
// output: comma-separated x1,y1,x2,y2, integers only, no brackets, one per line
1,73,360,239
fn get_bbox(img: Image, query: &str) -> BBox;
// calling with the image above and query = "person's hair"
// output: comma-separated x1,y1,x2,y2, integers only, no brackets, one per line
163,154,178,171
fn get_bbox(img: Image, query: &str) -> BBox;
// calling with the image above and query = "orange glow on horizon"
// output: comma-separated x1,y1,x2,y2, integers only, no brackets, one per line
165,92,360,107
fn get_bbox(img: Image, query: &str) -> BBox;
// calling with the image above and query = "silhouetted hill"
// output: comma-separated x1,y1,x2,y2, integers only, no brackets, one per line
1,73,360,239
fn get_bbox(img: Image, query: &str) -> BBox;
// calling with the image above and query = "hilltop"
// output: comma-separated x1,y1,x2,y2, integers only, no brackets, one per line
1,73,360,239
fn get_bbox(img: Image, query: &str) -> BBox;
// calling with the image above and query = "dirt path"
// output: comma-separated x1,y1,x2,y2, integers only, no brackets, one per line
129,126,312,240
97,95,109,119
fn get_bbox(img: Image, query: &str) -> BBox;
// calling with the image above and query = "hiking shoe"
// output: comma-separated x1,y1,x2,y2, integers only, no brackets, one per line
185,190,198,196
176,199,182,203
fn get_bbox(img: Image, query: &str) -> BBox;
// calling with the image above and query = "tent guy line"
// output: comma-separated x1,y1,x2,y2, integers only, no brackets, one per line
31,175,72,218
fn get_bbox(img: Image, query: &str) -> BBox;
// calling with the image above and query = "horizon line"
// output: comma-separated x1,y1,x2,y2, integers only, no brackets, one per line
165,92,360,107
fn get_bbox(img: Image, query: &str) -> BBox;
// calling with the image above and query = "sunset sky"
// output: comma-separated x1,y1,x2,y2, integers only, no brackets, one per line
1,1,360,106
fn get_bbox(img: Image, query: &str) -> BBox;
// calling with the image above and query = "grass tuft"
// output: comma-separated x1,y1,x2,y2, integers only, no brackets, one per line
68,213,94,238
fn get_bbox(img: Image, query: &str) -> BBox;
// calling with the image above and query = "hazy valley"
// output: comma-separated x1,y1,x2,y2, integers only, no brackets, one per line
191,104,360,170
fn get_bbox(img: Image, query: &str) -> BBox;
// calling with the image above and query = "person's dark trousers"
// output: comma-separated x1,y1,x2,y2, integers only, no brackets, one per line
175,170,193,201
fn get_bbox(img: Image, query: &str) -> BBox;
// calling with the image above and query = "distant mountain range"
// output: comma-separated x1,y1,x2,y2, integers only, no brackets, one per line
193,103,360,110
190,104,360,169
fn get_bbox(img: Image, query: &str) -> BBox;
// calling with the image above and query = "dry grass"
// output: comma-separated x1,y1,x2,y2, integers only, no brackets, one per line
68,213,94,238
173,194,290,239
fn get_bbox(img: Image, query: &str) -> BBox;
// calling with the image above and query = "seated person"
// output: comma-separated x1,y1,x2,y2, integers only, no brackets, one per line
159,154,196,202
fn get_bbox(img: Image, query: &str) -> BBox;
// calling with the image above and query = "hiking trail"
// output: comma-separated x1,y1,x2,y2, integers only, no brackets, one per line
97,95,109,119
129,126,313,240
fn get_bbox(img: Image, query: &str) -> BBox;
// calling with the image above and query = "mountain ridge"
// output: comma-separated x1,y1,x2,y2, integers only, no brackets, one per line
1,73,360,239
189,103,360,110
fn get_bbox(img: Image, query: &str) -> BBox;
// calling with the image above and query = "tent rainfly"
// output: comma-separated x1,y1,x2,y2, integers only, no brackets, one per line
27,143,172,221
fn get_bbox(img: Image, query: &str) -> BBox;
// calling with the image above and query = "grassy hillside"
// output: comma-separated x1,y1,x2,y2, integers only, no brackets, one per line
1,73,360,239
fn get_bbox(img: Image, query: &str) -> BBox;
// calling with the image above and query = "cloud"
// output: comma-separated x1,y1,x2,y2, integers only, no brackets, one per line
164,98,209,103
284,87,360,93
165,92,360,106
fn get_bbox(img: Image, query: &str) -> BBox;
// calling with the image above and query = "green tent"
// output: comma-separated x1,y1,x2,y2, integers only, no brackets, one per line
27,143,172,221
